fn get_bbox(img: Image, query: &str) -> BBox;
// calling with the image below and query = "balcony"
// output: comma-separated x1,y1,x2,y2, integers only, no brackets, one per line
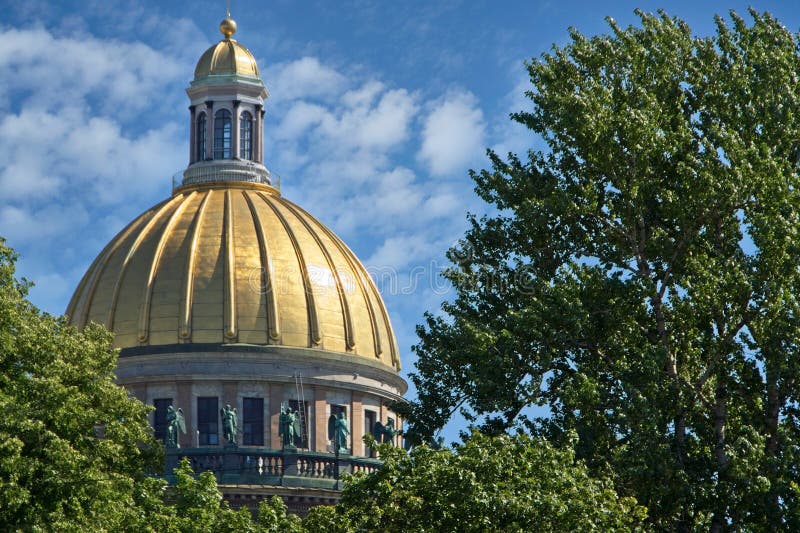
172,160,280,192
163,447,381,490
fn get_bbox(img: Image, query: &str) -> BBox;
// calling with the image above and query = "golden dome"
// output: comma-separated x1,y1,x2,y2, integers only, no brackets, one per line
194,24,259,80
66,181,400,370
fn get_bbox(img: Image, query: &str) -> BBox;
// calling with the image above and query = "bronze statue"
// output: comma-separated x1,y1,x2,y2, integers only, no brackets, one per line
279,404,300,448
166,405,186,448
373,416,401,445
220,404,238,445
334,412,350,453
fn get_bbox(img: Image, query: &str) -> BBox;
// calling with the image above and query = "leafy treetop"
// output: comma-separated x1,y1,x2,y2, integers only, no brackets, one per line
402,9,800,531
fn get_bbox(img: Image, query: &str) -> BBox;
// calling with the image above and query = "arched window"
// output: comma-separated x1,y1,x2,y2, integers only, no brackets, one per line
196,113,207,161
240,111,253,160
213,109,232,159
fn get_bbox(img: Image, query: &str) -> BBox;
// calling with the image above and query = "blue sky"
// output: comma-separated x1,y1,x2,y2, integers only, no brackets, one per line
2,0,800,441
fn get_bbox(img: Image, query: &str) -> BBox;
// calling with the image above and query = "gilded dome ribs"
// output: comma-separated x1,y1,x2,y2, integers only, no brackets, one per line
108,194,186,333
362,263,400,368
223,190,237,341
243,191,280,342
257,191,321,347
67,201,164,328
68,183,400,367
278,199,356,352
137,192,196,343
179,191,212,341
289,203,382,359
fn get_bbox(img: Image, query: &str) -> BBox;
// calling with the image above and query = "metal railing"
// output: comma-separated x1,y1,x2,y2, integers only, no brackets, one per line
172,161,280,192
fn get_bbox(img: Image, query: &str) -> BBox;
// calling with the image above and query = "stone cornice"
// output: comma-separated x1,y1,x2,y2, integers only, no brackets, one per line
117,343,408,399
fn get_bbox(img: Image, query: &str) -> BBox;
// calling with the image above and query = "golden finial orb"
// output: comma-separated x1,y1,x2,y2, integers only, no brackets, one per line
220,16,237,38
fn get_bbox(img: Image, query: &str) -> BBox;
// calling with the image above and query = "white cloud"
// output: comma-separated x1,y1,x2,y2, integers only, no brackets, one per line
350,88,418,150
275,101,326,140
366,234,440,270
315,85,418,152
0,203,90,242
0,107,183,206
267,56,348,102
341,81,384,109
0,28,186,116
417,90,486,176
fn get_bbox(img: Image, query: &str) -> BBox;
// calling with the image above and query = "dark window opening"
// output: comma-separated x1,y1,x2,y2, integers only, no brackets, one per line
153,398,172,443
240,111,252,160
242,397,264,446
197,397,219,446
364,409,377,457
213,109,232,159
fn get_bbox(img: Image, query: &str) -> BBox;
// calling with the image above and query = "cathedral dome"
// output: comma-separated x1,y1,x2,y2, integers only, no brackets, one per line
66,14,405,506
66,180,400,370
193,17,260,80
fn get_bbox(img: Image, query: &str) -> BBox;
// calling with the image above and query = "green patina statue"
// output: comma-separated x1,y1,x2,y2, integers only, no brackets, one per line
373,416,401,445
220,404,238,446
166,405,186,448
279,405,300,448
334,412,350,453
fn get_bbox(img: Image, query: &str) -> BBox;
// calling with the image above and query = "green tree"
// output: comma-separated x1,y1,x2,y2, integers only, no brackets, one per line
402,9,800,531
169,457,258,533
303,434,646,532
0,238,164,531
125,457,302,533
255,495,303,533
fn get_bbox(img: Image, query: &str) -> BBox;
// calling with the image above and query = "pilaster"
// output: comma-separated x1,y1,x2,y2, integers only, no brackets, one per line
127,382,146,403
269,383,282,449
177,381,192,448
232,100,241,159
259,108,266,162
315,387,328,452
351,393,364,456
254,104,263,163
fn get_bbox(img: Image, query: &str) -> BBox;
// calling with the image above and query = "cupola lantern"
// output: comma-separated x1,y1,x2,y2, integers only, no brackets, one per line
183,12,271,188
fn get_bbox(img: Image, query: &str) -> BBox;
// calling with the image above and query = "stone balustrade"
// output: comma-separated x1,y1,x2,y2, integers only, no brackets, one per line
163,447,382,490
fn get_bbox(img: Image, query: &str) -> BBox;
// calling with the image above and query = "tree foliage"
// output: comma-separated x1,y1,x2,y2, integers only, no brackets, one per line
402,9,800,531
304,434,646,532
0,238,162,531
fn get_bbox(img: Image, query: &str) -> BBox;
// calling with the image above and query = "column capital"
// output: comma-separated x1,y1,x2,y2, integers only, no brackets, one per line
205,100,214,109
